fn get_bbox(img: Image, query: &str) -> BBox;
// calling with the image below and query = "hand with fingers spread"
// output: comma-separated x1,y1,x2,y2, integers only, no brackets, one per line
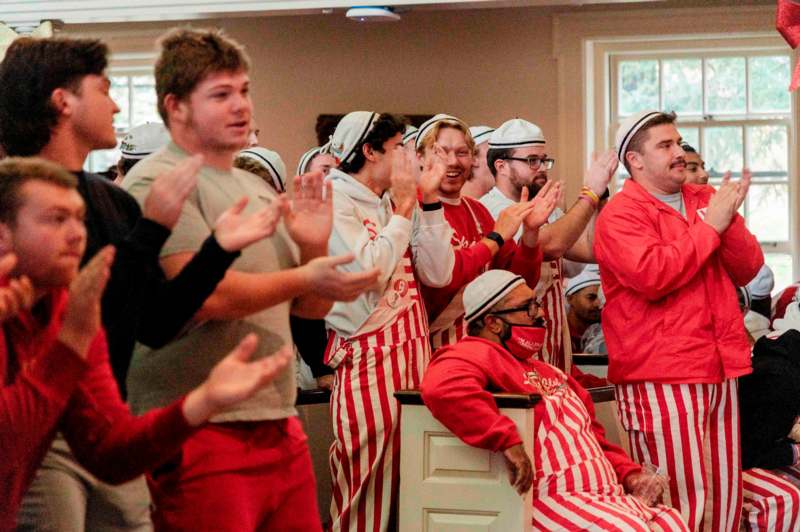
493,186,536,242
214,196,283,252
182,334,293,426
524,180,563,231
0,254,34,323
389,148,419,219
302,253,380,302
584,150,618,197
503,443,533,495
142,154,203,229
282,171,333,251
59,246,115,358
418,144,448,204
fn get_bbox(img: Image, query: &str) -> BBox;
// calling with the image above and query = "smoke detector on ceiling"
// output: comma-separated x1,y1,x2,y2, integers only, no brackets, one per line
345,7,401,22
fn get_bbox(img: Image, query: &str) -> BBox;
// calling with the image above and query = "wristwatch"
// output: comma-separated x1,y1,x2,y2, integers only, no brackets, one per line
485,231,505,248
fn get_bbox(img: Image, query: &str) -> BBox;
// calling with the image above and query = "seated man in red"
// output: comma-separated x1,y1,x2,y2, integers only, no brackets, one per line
421,269,688,531
0,157,292,530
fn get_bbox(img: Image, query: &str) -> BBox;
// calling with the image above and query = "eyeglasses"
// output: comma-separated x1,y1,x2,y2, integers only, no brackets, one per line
489,298,542,319
504,157,555,170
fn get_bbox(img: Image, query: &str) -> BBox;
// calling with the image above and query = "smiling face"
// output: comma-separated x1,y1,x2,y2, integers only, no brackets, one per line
0,180,86,289
423,125,473,199
684,151,709,185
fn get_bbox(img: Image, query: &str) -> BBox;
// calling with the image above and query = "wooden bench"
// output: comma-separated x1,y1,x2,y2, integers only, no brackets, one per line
394,386,617,532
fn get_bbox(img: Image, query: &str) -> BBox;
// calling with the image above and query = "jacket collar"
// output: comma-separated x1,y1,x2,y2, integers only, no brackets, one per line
621,178,707,224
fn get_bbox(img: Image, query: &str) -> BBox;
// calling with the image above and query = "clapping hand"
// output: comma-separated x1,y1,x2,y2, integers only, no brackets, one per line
214,196,283,252
0,254,34,324
282,171,333,252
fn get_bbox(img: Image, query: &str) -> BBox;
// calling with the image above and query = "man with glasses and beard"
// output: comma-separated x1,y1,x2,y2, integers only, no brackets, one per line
480,118,617,373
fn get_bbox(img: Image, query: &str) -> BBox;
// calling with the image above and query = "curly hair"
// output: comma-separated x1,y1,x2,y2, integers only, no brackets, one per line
155,28,250,126
0,37,108,156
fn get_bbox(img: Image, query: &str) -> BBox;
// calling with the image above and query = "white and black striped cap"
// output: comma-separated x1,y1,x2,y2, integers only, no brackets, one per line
329,111,379,166
565,265,601,297
402,125,418,146
615,110,662,163
414,113,468,151
238,147,287,193
464,270,526,323
469,125,495,146
488,118,545,149
296,142,332,175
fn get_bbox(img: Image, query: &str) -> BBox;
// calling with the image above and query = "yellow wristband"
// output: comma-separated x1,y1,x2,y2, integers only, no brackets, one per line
580,186,600,204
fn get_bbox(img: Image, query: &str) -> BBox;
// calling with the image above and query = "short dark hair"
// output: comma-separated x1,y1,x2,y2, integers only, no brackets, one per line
339,113,405,175
486,147,514,178
0,157,77,224
0,37,108,156
680,142,697,154
155,28,250,126
116,157,140,178
623,111,678,173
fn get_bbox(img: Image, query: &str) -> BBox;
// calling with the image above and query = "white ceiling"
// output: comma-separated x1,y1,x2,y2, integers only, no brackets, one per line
0,0,663,27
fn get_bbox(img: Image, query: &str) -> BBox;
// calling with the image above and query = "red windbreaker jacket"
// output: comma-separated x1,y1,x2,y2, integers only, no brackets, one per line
594,179,763,384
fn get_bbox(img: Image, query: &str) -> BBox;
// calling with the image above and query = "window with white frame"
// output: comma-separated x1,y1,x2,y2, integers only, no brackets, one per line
609,50,795,292
85,60,161,174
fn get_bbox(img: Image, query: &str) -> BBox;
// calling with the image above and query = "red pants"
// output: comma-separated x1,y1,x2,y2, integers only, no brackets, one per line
147,417,321,532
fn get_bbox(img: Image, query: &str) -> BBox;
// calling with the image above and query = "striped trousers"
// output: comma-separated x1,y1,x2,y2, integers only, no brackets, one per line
328,334,429,532
741,467,800,531
534,492,689,531
616,380,742,531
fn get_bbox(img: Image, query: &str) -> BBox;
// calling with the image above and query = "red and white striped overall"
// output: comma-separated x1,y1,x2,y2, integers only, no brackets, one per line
615,380,742,530
531,365,688,531
429,199,485,350
537,259,571,372
326,249,429,532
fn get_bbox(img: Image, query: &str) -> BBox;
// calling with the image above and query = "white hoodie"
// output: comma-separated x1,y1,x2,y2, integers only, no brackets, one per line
326,168,454,338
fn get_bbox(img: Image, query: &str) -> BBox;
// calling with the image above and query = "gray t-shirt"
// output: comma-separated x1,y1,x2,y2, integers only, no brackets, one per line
121,143,299,422
653,191,686,217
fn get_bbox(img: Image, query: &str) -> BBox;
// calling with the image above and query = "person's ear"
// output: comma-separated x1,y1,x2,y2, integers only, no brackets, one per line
485,315,505,336
493,158,506,176
163,94,188,126
626,150,644,172
50,88,75,119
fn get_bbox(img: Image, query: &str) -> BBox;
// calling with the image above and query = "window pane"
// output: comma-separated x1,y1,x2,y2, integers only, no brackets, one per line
679,127,700,151
749,56,791,113
110,76,130,130
747,183,788,242
746,125,788,181
663,59,702,115
131,75,160,127
704,126,743,178
618,60,659,116
706,57,746,114
765,253,792,296
85,145,120,175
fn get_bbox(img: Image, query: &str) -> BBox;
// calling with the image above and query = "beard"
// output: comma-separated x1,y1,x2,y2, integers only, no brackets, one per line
526,182,542,198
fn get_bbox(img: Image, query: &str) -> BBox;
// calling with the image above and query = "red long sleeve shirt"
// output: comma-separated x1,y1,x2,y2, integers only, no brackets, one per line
420,336,641,483
0,288,196,530
421,197,542,322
